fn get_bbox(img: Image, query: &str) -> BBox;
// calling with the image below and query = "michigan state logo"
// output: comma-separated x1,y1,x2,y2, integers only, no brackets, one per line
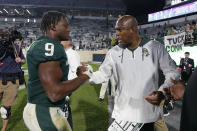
142,48,150,57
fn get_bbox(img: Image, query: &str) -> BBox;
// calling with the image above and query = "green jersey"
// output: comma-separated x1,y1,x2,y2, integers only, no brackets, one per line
26,36,69,107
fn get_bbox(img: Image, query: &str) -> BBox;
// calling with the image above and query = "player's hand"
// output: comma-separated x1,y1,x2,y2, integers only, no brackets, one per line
77,63,88,76
145,91,165,105
168,78,185,100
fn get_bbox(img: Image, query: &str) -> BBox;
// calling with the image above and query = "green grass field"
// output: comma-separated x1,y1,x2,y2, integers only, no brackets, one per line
71,64,108,131
0,64,109,131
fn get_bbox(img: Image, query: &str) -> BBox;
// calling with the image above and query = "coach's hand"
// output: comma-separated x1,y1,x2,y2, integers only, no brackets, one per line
145,91,165,105
83,64,93,78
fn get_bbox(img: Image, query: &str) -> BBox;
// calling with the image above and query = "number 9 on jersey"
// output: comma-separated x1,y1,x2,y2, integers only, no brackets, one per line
45,43,54,56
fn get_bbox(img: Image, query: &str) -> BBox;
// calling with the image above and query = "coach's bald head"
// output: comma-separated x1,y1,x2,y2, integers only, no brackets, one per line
115,15,138,32
115,15,140,47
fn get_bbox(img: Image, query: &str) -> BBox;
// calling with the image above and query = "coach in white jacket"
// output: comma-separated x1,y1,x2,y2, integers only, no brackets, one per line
89,15,180,130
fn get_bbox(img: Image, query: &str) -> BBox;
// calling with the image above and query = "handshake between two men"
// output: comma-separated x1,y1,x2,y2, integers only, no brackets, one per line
76,63,93,78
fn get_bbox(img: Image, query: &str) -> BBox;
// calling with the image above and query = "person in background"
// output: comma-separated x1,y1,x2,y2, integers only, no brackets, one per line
167,25,177,35
61,39,81,129
179,52,194,83
61,39,80,80
192,21,197,44
185,23,193,33
98,75,116,101
0,29,25,131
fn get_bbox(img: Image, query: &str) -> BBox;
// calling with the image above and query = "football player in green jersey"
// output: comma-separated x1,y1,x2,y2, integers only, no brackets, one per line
23,11,91,131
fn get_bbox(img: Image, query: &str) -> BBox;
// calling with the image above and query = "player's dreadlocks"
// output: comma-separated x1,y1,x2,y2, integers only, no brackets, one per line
40,11,66,33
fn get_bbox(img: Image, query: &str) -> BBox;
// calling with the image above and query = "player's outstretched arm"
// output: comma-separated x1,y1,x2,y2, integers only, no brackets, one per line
39,61,89,102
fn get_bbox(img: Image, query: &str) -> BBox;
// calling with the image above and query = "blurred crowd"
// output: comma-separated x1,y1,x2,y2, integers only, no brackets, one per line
140,21,197,45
